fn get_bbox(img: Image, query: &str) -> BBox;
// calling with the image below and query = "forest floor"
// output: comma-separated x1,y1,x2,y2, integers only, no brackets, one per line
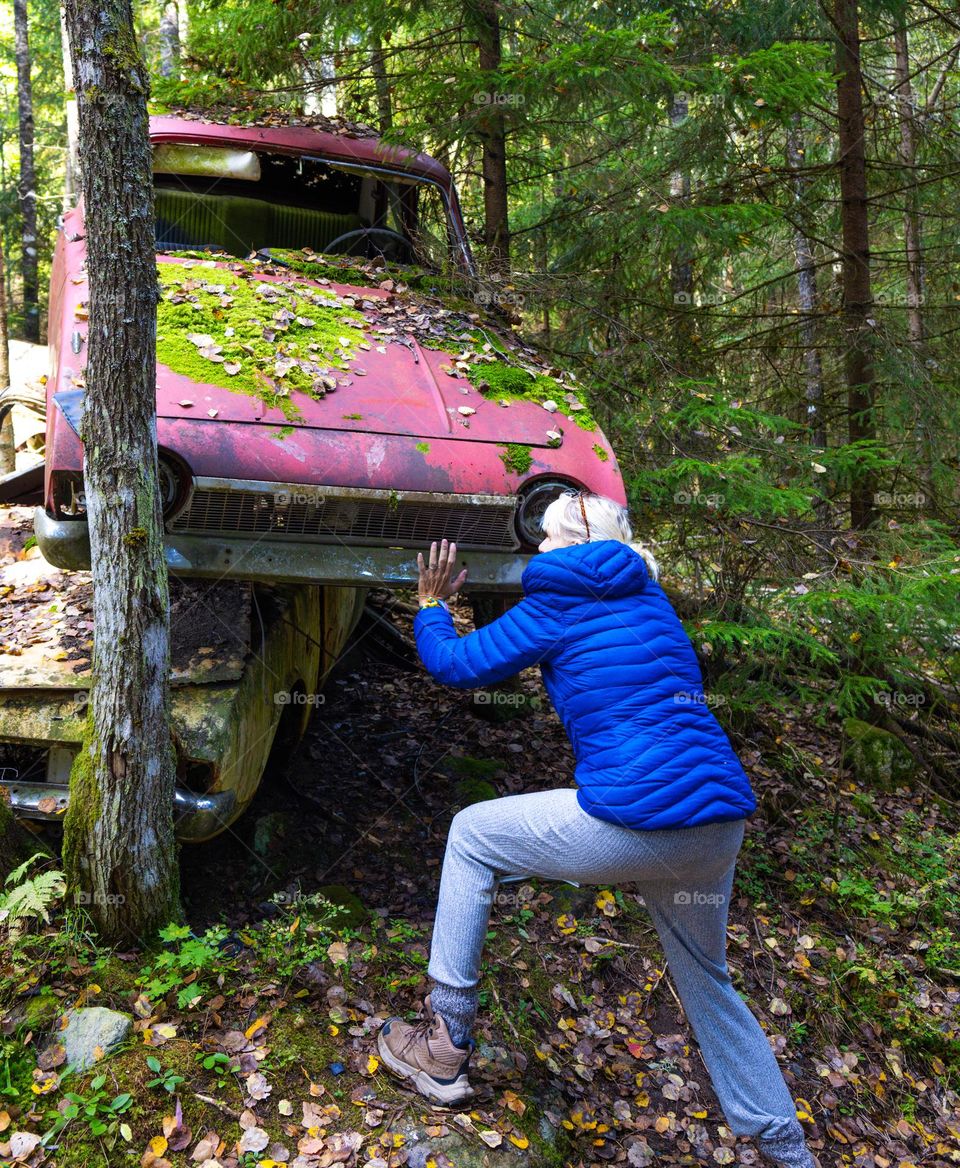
2,590,959,1168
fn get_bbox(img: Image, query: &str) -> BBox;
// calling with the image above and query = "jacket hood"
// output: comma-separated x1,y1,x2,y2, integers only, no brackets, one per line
522,540,651,599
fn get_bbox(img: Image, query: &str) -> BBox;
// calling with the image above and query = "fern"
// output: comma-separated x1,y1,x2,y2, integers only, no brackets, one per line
0,862,67,927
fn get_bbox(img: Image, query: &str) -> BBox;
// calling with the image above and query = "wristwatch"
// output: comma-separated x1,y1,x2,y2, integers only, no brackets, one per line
419,596,449,610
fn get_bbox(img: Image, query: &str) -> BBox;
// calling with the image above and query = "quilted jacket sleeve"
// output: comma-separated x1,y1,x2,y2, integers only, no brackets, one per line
414,596,564,689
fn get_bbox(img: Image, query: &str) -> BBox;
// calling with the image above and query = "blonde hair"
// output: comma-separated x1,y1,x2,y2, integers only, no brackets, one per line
540,491,659,581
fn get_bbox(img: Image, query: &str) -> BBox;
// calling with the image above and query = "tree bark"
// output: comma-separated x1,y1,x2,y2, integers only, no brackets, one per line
893,21,933,501
370,37,393,135
469,0,510,274
0,239,13,475
834,0,877,528
785,117,826,447
62,0,181,944
60,5,81,210
13,0,39,343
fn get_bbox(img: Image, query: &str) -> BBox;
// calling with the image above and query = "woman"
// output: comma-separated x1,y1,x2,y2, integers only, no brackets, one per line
377,492,816,1168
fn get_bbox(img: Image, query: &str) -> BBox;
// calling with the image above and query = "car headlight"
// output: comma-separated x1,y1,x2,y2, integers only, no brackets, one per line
51,455,190,521
157,451,192,519
515,478,578,547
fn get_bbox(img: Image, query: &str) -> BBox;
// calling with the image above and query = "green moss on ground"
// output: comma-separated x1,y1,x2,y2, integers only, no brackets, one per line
156,261,368,420
443,755,504,780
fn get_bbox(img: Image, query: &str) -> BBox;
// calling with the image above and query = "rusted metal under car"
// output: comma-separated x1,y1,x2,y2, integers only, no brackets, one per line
0,506,363,841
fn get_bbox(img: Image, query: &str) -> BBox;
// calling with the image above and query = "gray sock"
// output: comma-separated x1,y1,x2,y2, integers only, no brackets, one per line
429,981,477,1048
758,1118,815,1168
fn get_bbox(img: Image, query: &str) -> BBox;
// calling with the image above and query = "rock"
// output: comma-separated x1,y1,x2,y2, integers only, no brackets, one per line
59,1006,132,1073
399,1123,523,1168
11,991,62,1035
314,884,368,927
842,718,917,791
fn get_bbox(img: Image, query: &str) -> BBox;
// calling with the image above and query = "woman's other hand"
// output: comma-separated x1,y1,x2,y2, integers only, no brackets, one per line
418,539,468,603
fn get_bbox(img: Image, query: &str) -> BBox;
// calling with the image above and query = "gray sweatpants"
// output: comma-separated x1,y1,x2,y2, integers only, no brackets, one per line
427,788,806,1149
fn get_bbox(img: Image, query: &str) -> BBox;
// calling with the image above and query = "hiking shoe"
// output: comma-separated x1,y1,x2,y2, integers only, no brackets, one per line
377,994,474,1105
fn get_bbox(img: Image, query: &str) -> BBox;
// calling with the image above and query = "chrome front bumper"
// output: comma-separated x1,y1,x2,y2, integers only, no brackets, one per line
0,778,237,843
34,507,530,591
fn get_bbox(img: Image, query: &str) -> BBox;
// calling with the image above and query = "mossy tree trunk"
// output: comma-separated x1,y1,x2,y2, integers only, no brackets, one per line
61,0,181,944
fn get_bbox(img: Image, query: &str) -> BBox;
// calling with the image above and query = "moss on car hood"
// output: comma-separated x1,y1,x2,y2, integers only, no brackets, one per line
156,250,596,428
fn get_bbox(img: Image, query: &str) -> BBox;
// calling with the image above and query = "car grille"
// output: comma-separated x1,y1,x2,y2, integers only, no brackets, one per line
168,481,520,551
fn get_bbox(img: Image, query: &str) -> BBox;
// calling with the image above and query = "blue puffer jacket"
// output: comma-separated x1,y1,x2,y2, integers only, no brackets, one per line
414,540,757,830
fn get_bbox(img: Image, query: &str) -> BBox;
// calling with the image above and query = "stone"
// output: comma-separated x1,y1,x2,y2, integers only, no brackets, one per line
842,718,917,791
59,1006,132,1073
314,884,368,927
13,991,62,1034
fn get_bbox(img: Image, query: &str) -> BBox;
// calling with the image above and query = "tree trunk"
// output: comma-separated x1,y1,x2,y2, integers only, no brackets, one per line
158,1,180,78
893,21,933,502
785,117,826,447
0,239,13,475
13,0,39,343
62,0,180,943
834,0,877,528
469,0,510,274
60,4,80,210
370,37,393,135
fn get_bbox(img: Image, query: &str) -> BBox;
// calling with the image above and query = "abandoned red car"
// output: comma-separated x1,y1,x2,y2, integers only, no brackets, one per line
38,114,626,595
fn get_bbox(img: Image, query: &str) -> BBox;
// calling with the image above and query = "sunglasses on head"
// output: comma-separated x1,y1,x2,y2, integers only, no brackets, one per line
577,491,591,541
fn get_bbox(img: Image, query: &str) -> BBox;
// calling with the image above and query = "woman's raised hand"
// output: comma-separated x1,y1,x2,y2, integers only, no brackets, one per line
417,539,468,602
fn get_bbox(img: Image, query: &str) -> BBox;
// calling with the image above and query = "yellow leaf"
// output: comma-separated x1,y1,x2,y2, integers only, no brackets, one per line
509,1134,529,1149
367,1054,380,1074
149,1135,168,1156
245,1016,269,1039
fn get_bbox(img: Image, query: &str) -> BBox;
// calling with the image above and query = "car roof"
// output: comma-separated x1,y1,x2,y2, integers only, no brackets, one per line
149,114,456,193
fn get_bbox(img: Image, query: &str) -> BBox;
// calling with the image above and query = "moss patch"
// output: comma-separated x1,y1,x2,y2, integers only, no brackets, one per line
592,443,609,461
155,253,598,434
156,260,369,421
499,443,534,475
471,363,596,430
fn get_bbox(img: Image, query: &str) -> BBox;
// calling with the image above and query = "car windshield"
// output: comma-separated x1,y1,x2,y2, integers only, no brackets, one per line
153,144,456,271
